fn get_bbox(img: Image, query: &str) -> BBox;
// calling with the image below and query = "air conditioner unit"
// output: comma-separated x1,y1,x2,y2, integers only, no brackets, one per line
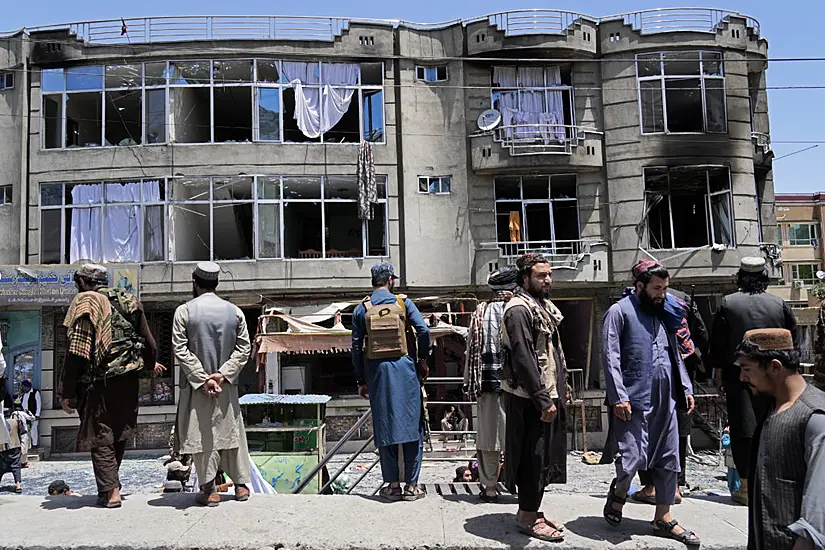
792,280,805,289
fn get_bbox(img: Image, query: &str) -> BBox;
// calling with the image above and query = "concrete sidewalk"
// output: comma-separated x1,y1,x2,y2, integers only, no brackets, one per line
0,492,747,550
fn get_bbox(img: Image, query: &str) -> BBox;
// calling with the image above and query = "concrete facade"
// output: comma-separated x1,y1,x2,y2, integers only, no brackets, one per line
770,193,825,305
0,10,776,454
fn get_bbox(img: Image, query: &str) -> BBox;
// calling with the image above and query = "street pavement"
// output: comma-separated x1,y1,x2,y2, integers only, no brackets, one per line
1,491,747,550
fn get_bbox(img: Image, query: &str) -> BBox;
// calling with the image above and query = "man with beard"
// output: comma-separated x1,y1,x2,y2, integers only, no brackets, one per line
602,260,698,547
463,266,518,502
173,262,253,507
60,264,160,508
709,256,798,506
735,329,825,550
500,253,567,542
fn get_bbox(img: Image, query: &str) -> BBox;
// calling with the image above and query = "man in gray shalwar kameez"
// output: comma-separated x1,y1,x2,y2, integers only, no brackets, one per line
602,260,699,547
173,262,252,507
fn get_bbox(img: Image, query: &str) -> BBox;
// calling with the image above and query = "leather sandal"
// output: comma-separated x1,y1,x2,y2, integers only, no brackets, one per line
195,491,220,507
652,519,701,548
603,478,626,526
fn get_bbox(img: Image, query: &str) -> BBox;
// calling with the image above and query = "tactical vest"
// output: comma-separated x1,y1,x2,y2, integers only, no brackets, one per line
363,294,409,360
500,294,561,400
94,287,146,380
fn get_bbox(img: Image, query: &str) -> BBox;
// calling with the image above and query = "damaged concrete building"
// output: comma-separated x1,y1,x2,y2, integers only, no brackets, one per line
0,9,776,454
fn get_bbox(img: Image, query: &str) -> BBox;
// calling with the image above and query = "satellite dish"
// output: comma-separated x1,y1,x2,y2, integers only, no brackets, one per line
478,109,501,131
817,270,825,280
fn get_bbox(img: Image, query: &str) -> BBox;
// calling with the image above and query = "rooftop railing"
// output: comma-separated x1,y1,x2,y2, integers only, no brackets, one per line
603,8,760,36
1,8,760,45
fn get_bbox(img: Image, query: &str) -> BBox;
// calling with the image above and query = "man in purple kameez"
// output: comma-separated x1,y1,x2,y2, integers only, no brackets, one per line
601,260,700,547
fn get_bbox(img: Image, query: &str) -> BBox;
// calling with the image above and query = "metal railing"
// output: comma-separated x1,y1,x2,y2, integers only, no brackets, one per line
4,8,760,44
481,10,593,37
486,239,587,260
604,8,760,36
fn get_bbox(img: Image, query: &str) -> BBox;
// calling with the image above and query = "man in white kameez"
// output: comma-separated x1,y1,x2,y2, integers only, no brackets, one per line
173,262,253,507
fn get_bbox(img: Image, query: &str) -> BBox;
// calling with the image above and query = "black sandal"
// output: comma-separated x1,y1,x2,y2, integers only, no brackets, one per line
479,490,499,503
652,519,701,548
603,478,626,526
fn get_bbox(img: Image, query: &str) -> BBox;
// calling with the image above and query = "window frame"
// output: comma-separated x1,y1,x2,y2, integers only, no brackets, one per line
41,59,386,150
788,223,820,246
643,165,735,250
0,185,11,205
791,263,821,286
39,175,390,264
417,176,452,195
635,51,728,135
493,174,581,255
488,65,576,146
39,179,167,265
0,72,13,90
415,65,448,83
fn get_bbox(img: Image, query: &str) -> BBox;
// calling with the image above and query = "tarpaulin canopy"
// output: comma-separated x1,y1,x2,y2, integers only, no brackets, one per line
256,313,468,355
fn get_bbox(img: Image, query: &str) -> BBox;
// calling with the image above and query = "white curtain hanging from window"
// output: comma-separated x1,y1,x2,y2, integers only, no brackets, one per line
546,66,566,143
281,62,358,139
70,184,103,264
103,182,141,263
492,66,566,144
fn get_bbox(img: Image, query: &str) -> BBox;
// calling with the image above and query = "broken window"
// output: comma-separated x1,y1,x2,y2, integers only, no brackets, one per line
170,178,210,261
637,51,727,134
105,90,142,146
260,175,388,259
66,92,102,147
214,86,253,142
493,175,580,257
212,177,254,260
38,180,166,264
145,89,167,144
43,94,63,149
644,166,734,250
170,87,211,143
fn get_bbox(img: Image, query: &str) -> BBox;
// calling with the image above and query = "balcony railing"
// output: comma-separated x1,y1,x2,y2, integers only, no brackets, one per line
604,8,760,37
3,8,760,44
479,239,607,265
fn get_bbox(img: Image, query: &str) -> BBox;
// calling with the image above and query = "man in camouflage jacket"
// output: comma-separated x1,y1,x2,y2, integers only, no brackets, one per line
60,264,161,508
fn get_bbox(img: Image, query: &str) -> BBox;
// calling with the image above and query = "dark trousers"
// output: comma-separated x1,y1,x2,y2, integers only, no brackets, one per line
723,367,772,479
639,435,688,488
91,440,127,493
504,393,567,513
515,411,545,513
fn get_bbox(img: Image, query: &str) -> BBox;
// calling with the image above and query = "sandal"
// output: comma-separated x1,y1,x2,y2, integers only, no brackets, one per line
517,518,564,543
603,478,626,526
379,485,402,502
538,512,565,532
633,487,657,505
403,484,426,501
652,519,701,548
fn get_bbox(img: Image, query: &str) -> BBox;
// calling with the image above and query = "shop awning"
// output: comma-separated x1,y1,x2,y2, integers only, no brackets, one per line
256,314,468,354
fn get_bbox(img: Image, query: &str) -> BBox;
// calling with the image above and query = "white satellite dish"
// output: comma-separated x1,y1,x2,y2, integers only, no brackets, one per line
478,109,501,131
817,270,825,280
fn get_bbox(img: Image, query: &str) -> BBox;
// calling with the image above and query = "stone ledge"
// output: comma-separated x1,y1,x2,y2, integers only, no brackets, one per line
0,492,747,550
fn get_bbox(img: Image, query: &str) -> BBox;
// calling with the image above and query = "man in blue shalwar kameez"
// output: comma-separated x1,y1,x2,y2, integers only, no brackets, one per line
602,260,700,547
352,263,430,502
